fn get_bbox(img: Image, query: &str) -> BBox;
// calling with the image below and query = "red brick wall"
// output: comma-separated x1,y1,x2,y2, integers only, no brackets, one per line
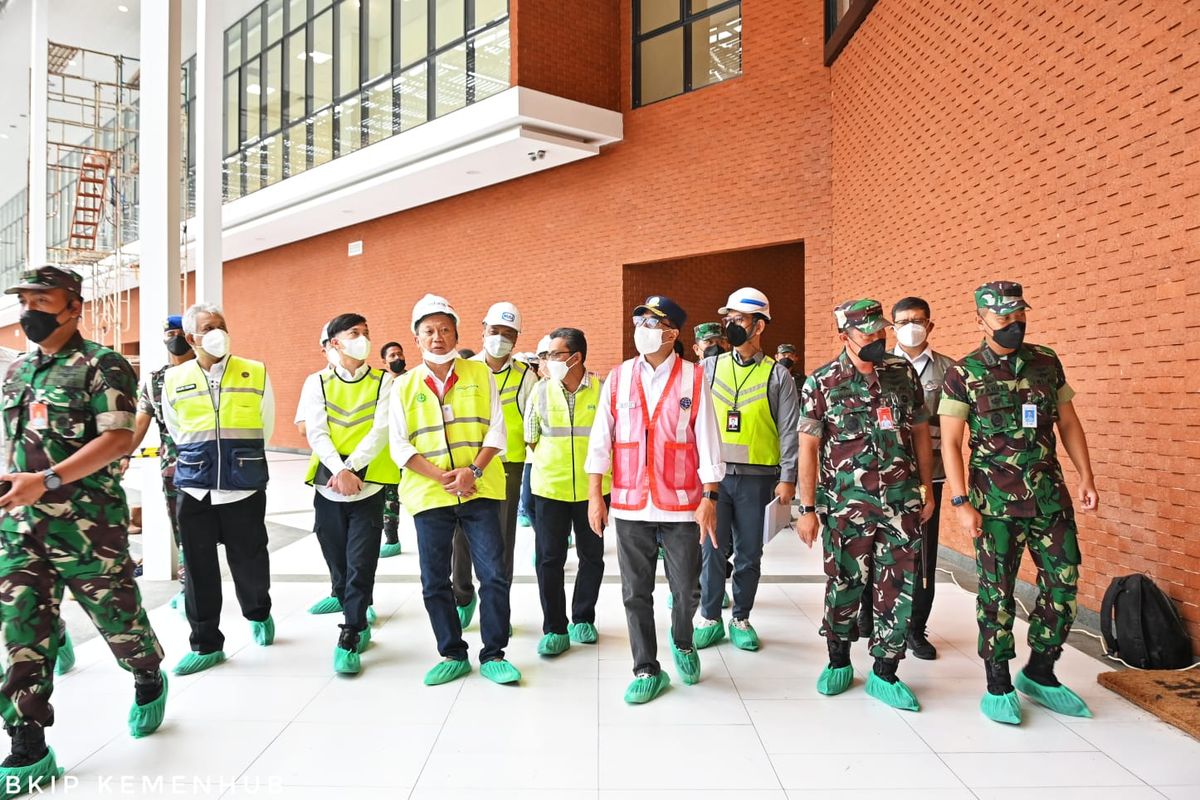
825,0,1200,640
511,0,621,110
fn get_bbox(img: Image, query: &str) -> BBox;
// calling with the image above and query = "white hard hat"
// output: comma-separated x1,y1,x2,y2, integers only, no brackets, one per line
719,287,771,321
536,335,552,355
411,294,460,333
483,301,522,333
319,322,330,347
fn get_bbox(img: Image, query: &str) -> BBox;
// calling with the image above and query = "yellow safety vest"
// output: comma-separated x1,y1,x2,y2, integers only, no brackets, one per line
394,359,506,514
163,355,269,491
530,375,611,502
489,358,530,464
709,353,781,466
304,366,400,486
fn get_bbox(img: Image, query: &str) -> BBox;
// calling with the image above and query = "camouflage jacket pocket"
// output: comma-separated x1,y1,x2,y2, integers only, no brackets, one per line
35,365,92,440
974,389,1017,433
831,407,872,440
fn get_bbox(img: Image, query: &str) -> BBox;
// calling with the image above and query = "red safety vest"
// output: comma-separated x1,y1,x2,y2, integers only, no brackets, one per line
607,355,704,512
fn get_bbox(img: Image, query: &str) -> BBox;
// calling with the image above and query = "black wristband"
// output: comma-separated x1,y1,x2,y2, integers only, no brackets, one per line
702,490,719,501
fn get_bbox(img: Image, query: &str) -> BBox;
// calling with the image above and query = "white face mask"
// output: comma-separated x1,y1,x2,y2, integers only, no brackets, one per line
339,334,371,362
483,334,514,360
200,328,229,359
634,326,665,356
422,347,457,365
546,357,573,383
895,323,928,349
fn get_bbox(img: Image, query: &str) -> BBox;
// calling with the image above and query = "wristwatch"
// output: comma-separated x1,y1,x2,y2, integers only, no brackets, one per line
797,505,816,515
42,469,62,491
702,490,719,502
950,495,969,507
468,464,484,480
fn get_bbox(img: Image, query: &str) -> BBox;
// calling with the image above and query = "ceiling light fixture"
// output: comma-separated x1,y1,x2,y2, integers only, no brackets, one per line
117,4,129,12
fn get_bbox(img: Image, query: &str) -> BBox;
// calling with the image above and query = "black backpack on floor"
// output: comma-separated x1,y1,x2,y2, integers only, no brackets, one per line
1101,574,1194,669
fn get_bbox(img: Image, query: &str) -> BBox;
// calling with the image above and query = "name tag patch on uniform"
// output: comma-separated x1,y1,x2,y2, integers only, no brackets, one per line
876,407,895,430
1022,403,1038,428
29,402,49,430
726,409,741,433
176,383,197,393
442,404,455,422
617,401,637,409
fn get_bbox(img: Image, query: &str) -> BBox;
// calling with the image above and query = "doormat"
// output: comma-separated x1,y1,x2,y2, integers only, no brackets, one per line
1098,669,1200,740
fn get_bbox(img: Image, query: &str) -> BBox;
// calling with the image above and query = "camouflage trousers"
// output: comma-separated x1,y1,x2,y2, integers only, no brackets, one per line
975,511,1080,662
382,485,400,534
0,510,164,728
820,503,921,659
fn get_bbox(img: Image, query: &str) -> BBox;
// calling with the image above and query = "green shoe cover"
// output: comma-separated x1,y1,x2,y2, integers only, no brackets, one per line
169,591,183,609
670,641,701,685
366,606,378,626
355,625,372,654
624,671,671,704
308,596,342,615
423,658,471,686
865,672,920,711
666,593,674,610
816,664,855,696
0,747,64,797
980,690,1022,724
1015,670,1093,718
379,542,402,558
568,622,598,644
251,616,275,646
334,646,362,675
729,620,760,651
722,591,731,609
129,671,168,738
480,659,522,685
537,633,570,656
172,651,226,676
657,547,665,561
54,631,75,676
693,619,726,650
456,595,478,629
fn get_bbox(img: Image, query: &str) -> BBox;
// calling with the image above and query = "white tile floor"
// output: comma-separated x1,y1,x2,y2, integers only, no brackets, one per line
39,455,1200,798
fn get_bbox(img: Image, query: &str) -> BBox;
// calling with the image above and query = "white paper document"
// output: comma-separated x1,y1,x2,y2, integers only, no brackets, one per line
763,497,794,546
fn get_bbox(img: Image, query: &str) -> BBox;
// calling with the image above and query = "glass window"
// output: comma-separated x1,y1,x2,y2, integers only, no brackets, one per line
396,62,428,130
225,71,240,155
285,120,308,176
398,0,428,69
336,95,362,155
267,0,285,43
434,41,466,117
312,9,334,108
265,134,284,185
223,156,241,201
242,57,262,144
225,24,242,72
690,5,741,90
246,9,264,58
288,0,308,32
364,80,394,143
639,0,679,34
312,109,334,165
265,43,283,133
337,0,361,98
366,0,391,81
472,20,509,103
638,28,682,105
435,0,464,49
244,148,262,193
475,0,507,27
287,28,307,122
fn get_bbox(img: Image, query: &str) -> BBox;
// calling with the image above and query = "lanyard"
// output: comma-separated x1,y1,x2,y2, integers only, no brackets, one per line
729,355,760,408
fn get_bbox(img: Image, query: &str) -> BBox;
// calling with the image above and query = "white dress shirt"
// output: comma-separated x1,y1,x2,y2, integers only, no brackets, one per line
895,343,933,378
298,362,391,503
388,358,507,472
585,353,725,523
162,354,276,505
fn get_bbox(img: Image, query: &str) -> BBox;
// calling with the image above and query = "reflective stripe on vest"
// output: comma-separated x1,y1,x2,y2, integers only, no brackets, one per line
163,355,269,491
710,353,780,466
608,356,703,512
494,360,529,463
304,366,400,486
394,359,506,514
530,375,611,502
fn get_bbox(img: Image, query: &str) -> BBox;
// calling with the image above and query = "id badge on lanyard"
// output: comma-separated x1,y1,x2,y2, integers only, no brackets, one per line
726,409,741,433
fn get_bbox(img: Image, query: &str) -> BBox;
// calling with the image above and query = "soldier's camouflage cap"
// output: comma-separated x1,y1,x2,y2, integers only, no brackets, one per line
4,265,83,297
974,281,1031,315
693,322,725,341
776,343,797,354
833,299,887,334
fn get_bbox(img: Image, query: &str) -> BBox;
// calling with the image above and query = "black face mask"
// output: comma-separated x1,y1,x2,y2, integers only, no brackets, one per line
991,320,1026,350
165,335,192,356
852,338,888,365
724,321,753,347
388,359,406,375
20,307,68,344
703,344,724,359
778,357,795,370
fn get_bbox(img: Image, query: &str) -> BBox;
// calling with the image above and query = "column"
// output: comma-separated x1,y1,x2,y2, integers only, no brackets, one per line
27,0,48,266
139,0,183,582
195,0,223,306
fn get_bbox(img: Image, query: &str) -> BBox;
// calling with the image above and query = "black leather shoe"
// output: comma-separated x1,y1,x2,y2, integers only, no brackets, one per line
907,629,938,660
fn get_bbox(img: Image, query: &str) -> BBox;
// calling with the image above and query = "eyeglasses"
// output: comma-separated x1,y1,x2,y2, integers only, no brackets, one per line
545,350,575,361
632,316,672,330
892,318,929,328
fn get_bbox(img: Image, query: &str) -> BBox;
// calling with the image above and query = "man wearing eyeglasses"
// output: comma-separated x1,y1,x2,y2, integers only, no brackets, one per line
586,296,724,704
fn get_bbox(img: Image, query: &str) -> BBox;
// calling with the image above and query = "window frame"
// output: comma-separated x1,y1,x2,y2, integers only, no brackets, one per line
823,0,878,66
632,0,742,108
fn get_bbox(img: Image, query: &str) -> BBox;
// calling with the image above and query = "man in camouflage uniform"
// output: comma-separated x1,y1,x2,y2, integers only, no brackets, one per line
796,299,935,711
939,281,1099,724
129,315,195,607
0,267,167,791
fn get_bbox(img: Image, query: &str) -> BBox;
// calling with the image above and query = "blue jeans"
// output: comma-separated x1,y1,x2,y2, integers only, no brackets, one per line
518,461,534,524
413,498,510,663
699,473,775,621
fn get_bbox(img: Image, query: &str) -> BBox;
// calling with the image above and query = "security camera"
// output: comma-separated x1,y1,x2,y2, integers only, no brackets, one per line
527,150,546,162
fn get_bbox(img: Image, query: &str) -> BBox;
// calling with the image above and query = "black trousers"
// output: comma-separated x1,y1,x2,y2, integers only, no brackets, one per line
313,490,385,631
177,490,272,653
911,481,944,632
533,494,606,634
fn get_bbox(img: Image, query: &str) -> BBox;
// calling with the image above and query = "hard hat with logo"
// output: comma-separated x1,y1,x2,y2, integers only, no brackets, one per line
483,301,522,333
411,294,460,333
719,287,771,321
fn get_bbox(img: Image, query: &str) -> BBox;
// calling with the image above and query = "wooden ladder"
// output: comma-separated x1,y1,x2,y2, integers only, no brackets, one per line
68,150,113,251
